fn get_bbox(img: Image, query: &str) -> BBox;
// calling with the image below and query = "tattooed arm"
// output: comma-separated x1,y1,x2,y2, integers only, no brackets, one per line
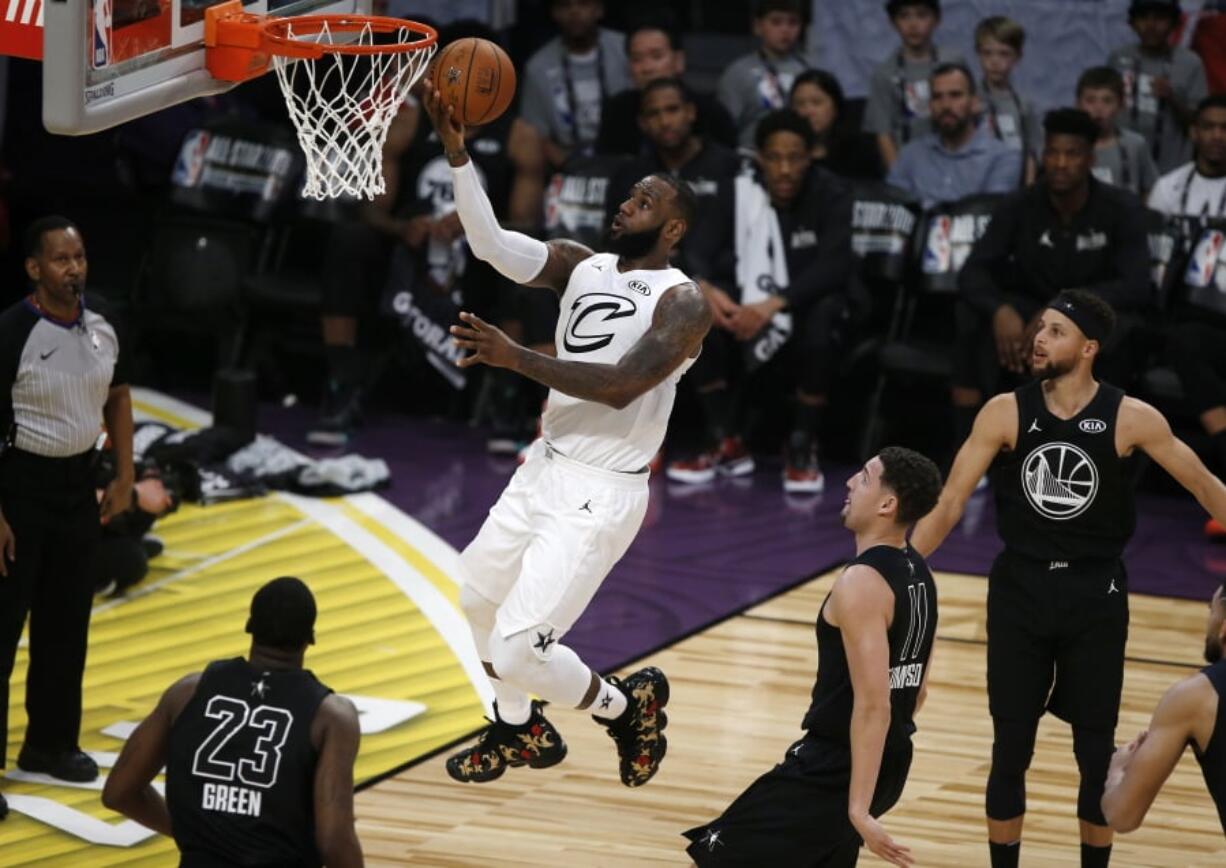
449,282,712,409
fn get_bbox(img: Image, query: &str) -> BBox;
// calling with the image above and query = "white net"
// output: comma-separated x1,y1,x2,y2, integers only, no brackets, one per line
271,21,436,201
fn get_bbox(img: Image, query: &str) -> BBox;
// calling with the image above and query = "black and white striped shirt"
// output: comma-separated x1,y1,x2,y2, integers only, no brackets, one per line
0,296,127,458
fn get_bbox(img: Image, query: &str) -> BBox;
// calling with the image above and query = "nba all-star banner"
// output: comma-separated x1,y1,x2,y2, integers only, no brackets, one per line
810,0,1153,111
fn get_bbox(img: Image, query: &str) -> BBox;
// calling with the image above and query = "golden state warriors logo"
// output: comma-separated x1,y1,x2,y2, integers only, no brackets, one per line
1021,442,1099,520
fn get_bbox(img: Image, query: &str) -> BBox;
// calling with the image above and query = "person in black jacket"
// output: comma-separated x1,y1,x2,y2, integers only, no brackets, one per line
594,13,738,158
951,108,1152,452
670,110,855,494
605,78,742,281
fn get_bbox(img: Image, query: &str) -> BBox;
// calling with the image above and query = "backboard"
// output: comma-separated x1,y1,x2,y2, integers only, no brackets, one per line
42,0,371,135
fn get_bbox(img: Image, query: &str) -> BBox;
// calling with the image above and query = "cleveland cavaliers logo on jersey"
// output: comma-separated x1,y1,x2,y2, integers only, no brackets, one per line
1021,442,1099,520
563,293,638,353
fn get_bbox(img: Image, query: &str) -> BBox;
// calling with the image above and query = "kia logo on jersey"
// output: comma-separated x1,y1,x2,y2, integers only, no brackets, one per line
627,280,651,296
563,293,638,353
1079,419,1107,434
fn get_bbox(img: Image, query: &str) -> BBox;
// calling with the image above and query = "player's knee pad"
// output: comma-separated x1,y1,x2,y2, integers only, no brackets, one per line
459,584,498,631
986,718,1038,820
1073,726,1113,825
488,625,557,688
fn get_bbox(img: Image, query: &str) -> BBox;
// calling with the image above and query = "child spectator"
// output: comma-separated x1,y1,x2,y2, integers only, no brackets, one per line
974,16,1040,184
863,0,964,169
1077,66,1160,197
717,0,815,149
1108,0,1209,174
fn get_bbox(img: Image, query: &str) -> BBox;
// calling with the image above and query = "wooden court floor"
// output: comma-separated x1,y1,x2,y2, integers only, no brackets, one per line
354,571,1226,867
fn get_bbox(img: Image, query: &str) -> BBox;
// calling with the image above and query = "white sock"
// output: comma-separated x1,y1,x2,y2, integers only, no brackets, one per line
590,677,628,720
492,682,532,725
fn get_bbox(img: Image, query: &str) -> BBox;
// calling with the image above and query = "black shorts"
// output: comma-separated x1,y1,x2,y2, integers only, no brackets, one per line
683,736,913,867
987,550,1129,728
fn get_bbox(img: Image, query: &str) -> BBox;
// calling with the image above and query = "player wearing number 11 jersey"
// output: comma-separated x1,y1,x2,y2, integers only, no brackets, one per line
102,577,362,867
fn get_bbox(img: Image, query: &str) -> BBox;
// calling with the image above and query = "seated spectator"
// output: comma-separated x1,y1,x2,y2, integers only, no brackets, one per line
1154,95,1226,533
310,22,545,447
952,108,1151,450
670,110,854,494
1078,66,1160,197
974,15,1040,184
788,69,885,180
1148,94,1226,217
594,13,738,157
1108,0,1209,174
863,0,964,169
520,0,631,169
886,63,1022,209
717,0,814,149
606,78,741,276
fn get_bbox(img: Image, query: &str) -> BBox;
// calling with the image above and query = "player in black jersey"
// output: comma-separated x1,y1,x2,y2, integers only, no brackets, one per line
684,447,942,866
912,289,1226,868
102,577,362,867
1101,579,1226,837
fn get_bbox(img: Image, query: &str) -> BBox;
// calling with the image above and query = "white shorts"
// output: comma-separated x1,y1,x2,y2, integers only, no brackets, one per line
460,440,649,639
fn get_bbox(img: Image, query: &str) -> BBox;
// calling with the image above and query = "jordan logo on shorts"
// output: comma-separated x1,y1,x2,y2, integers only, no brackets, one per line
1108,578,1120,594
698,828,724,851
579,500,593,513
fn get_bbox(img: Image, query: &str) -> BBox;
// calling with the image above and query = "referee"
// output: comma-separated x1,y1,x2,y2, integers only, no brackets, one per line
0,216,133,818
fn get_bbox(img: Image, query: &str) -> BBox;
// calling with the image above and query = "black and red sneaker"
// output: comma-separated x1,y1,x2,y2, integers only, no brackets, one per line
594,667,670,787
445,701,567,784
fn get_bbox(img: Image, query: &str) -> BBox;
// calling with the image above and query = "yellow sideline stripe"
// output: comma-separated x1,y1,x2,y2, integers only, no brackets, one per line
0,392,486,865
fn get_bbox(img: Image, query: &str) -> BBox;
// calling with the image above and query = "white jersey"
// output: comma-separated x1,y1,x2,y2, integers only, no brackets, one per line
541,252,695,472
1147,163,1226,218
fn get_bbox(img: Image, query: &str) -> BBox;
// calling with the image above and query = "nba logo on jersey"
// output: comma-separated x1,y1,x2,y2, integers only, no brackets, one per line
92,0,113,70
922,216,953,274
1186,230,1225,290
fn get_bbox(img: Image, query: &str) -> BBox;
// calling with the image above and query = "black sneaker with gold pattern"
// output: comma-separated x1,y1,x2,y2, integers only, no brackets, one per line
594,667,670,787
445,701,567,784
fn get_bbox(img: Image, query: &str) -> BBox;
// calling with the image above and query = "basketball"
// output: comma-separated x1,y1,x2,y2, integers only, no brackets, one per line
429,37,517,127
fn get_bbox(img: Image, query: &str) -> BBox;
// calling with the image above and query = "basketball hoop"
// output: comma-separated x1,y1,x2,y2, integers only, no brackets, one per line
205,1,437,201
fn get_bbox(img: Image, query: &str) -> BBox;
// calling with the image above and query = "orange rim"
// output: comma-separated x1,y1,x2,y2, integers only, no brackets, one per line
260,15,437,60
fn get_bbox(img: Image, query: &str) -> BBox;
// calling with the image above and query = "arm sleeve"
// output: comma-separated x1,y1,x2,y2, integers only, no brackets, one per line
452,159,549,284
862,66,896,136
1089,198,1152,311
781,177,855,309
958,198,1022,317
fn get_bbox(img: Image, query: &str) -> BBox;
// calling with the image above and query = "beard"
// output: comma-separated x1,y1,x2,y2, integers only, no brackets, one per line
1034,356,1074,381
607,222,664,259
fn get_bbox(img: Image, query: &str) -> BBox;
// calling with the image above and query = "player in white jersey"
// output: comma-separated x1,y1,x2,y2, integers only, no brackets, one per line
421,81,712,788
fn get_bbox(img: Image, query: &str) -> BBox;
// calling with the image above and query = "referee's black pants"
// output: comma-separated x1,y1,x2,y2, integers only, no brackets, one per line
0,449,100,765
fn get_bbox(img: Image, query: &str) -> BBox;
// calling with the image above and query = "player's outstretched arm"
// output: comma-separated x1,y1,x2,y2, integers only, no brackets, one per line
831,565,914,868
101,673,199,835
421,79,592,294
911,394,1016,558
313,694,363,868
450,282,712,409
1101,675,1208,832
1123,397,1226,526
